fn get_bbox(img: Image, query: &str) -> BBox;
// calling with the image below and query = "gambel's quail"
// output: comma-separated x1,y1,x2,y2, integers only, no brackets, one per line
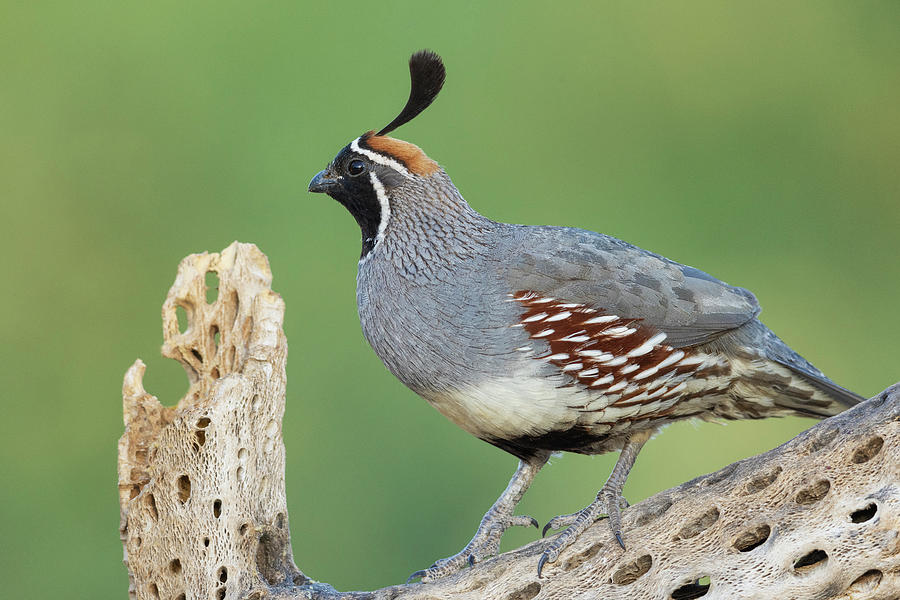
308,50,862,581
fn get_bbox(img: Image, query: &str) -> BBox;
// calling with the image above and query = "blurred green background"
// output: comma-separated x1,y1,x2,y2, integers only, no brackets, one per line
1,1,898,597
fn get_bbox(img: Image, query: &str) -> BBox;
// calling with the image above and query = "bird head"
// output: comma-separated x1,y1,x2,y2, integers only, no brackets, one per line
309,50,447,259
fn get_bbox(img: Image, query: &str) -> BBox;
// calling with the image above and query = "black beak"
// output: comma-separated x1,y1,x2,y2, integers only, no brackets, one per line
308,170,339,194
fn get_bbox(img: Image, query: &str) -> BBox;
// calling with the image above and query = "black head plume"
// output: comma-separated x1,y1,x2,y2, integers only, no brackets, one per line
376,50,446,137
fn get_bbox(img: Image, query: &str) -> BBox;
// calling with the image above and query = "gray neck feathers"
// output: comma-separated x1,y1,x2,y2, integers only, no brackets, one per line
355,170,521,396
372,171,498,280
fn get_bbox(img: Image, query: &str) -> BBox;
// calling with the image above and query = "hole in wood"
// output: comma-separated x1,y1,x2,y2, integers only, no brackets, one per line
191,349,203,363
218,566,228,583
674,507,719,540
146,493,158,520
148,583,159,599
700,464,737,487
176,305,189,333
742,466,782,495
194,417,210,448
795,480,830,505
806,426,839,453
213,499,222,518
634,498,673,527
671,575,710,599
216,587,226,600
176,475,191,504
504,582,541,600
733,523,771,552
203,537,210,548
611,554,652,585
206,271,219,304
794,549,828,572
846,569,883,593
851,503,877,523
169,558,182,574
563,542,603,571
211,324,220,349
851,436,884,464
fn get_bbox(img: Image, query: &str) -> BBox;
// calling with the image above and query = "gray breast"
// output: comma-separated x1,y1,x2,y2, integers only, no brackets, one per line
356,251,530,396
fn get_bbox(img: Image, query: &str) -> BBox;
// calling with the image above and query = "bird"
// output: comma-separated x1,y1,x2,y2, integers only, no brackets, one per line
307,50,862,582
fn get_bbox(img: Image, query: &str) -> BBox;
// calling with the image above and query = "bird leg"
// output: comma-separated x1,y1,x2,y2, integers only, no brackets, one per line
408,452,550,583
538,431,651,577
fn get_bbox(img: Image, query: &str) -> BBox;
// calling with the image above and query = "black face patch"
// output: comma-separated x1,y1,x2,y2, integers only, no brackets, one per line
320,145,383,259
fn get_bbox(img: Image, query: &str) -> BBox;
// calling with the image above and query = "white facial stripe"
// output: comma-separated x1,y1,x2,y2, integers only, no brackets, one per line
350,137,410,176
359,172,391,265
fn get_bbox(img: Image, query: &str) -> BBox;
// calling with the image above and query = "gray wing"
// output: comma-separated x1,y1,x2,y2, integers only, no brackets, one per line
501,225,760,348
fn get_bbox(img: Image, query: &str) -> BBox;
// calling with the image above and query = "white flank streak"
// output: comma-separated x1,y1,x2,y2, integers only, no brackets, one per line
516,346,532,352
545,311,573,322
547,353,570,361
602,356,628,367
359,173,391,265
583,315,618,324
559,334,590,343
664,382,687,396
647,386,668,399
579,368,599,377
656,350,685,369
533,329,555,338
350,137,410,176
619,364,639,375
523,312,548,323
607,380,628,393
556,303,581,309
533,297,555,303
627,333,668,357
579,350,612,360
604,326,635,336
562,362,583,372
633,366,659,380
590,374,615,386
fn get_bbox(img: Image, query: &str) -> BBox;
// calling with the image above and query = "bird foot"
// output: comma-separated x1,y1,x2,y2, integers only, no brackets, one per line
538,489,629,577
407,513,538,583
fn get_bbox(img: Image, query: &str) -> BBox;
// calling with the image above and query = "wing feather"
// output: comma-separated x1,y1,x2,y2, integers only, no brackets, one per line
503,226,760,348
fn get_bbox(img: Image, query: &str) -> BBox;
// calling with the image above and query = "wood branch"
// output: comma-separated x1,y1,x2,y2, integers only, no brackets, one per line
119,242,900,600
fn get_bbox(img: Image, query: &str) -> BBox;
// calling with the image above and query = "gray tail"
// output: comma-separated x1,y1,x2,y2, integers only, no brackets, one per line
771,357,864,416
760,325,864,417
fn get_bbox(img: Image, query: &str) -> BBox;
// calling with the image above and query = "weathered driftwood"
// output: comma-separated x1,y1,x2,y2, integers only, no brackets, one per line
119,242,899,600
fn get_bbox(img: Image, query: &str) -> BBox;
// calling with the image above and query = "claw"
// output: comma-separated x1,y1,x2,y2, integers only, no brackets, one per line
537,553,549,579
541,522,553,538
615,531,626,550
528,516,539,529
406,569,428,584
467,554,476,568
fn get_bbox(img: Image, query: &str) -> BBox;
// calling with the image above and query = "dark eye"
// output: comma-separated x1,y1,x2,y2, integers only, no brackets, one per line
347,159,366,176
